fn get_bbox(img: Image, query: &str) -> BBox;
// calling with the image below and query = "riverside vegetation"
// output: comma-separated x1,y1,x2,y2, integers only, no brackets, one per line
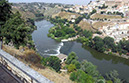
48,15,129,57
48,17,76,42
47,16,129,82
65,52,122,83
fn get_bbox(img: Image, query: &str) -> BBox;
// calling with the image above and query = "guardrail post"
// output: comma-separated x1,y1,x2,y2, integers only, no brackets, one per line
31,78,33,83
0,41,2,49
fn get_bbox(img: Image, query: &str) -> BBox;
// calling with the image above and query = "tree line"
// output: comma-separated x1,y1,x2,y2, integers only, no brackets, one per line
40,51,122,83
78,35,129,56
0,0,35,49
65,52,122,83
48,17,76,41
48,15,129,59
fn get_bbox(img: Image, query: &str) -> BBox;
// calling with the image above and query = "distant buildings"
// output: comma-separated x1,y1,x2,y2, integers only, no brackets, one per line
104,0,129,7
64,0,129,16
99,22,129,42
64,0,129,42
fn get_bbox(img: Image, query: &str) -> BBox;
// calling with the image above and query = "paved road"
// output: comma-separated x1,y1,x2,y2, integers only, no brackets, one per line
0,64,22,83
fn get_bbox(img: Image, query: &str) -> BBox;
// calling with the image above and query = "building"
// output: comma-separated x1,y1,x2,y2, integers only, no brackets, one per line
57,54,67,63
105,0,116,6
99,22,129,42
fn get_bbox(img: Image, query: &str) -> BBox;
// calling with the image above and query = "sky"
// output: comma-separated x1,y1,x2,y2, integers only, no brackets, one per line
9,0,94,5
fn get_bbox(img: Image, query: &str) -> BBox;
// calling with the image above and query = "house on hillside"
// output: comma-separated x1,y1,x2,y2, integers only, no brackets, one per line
99,22,129,42
57,54,67,63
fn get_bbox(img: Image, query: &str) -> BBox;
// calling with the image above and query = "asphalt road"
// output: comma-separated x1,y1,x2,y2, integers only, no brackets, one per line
0,64,22,83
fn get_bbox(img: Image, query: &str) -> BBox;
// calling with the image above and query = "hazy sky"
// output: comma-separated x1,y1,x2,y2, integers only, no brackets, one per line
9,0,94,5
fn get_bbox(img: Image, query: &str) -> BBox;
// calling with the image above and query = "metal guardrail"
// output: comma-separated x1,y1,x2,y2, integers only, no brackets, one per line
0,50,53,83
0,63,23,83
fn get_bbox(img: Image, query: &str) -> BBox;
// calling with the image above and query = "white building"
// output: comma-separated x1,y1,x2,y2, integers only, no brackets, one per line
99,22,129,42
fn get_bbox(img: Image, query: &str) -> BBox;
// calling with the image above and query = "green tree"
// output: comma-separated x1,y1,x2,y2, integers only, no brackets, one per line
83,30,92,38
90,9,97,15
71,60,81,69
68,64,76,72
95,41,105,52
77,37,90,46
0,0,12,26
107,11,112,15
70,70,94,83
93,36,102,42
124,41,129,51
80,60,99,77
75,16,83,24
42,56,61,72
49,17,76,39
111,44,118,52
66,52,78,65
106,80,113,83
55,30,65,37
103,36,114,49
93,36,105,52
105,70,122,83
1,12,31,48
98,4,108,9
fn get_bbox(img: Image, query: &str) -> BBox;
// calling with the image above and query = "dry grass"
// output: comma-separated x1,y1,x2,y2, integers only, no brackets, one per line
2,45,73,83
32,66,73,83
91,13,122,19
93,22,110,29
78,20,95,31
2,45,24,56
12,8,35,20
3,45,41,65
53,11,80,20
44,7,61,17
20,11,35,20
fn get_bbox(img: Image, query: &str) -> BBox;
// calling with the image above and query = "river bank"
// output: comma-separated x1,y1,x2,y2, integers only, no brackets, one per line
31,20,129,81
61,35,79,42
104,51,129,59
48,17,129,61
62,36,129,60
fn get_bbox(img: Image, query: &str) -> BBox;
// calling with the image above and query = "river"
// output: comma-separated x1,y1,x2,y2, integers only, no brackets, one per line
32,20,129,81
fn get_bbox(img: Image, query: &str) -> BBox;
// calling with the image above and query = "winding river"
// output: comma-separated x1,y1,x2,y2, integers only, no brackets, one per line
32,20,129,81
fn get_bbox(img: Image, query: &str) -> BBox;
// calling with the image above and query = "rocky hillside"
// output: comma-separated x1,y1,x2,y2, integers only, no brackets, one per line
12,2,72,20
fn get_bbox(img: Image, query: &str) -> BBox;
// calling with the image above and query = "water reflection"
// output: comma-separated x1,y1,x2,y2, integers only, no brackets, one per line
32,20,129,80
84,46,129,66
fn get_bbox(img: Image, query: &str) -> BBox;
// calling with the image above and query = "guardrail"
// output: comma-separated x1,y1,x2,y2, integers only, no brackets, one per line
0,50,53,83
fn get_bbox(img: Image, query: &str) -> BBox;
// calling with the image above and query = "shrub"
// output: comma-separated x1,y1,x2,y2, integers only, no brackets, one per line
42,56,61,72
68,64,76,73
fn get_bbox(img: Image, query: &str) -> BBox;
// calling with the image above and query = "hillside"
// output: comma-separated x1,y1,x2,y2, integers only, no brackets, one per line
93,21,110,29
52,11,80,20
12,3,72,20
91,13,122,20
12,8,35,20
78,20,96,31
3,45,73,83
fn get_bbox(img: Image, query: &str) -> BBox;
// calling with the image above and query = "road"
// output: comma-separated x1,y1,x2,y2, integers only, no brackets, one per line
0,64,22,83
